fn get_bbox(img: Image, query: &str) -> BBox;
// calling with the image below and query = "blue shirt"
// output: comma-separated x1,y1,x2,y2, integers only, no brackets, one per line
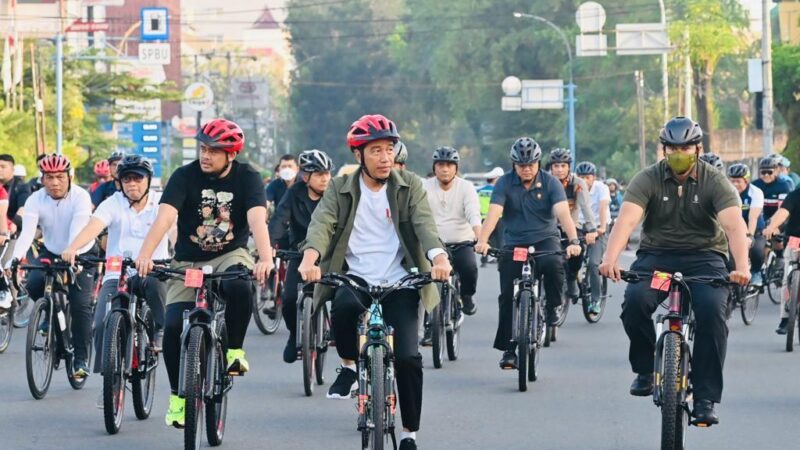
490,170,566,246
90,179,119,207
264,178,289,204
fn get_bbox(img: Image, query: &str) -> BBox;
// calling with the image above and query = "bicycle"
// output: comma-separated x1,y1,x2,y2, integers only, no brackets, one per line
782,247,800,352
487,246,562,392
151,264,253,450
620,270,736,450
763,235,785,305
100,255,171,434
724,280,760,326
309,271,433,450
251,249,289,335
12,255,98,399
428,241,473,369
575,251,609,324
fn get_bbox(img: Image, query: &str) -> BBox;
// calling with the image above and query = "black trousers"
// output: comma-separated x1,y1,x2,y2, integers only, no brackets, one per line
448,244,478,298
163,273,254,394
621,250,729,403
281,258,302,338
331,280,423,432
26,248,97,366
494,237,565,351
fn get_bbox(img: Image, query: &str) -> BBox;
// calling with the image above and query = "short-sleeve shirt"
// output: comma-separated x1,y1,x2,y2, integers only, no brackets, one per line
3,176,32,223
91,179,119,207
490,169,566,246
752,176,793,220
265,178,289,204
739,184,765,232
624,160,740,255
580,179,612,226
161,161,266,262
779,189,800,238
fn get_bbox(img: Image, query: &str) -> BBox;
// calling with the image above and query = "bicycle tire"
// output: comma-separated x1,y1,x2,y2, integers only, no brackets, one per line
660,333,686,450
445,290,460,361
315,304,329,386
740,287,759,326
554,292,570,327
431,302,444,369
13,289,33,328
368,345,386,450
302,295,315,396
517,290,531,392
102,312,127,434
252,272,282,335
65,301,88,391
26,298,54,399
787,272,798,352
184,326,206,450
766,256,782,305
529,297,543,382
0,300,12,353
132,305,157,420
205,319,228,446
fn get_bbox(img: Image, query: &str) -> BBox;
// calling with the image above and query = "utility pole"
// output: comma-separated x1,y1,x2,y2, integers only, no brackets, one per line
226,51,232,116
762,0,774,156
659,0,669,123
194,54,201,157
683,28,692,118
56,33,63,155
635,71,647,169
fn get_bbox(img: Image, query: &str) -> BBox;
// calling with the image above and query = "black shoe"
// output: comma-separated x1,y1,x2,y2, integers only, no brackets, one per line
567,278,579,299
399,438,417,450
692,399,719,425
461,295,477,316
326,366,358,399
283,335,298,364
545,308,558,326
629,373,654,396
776,318,789,335
419,326,432,347
499,350,517,370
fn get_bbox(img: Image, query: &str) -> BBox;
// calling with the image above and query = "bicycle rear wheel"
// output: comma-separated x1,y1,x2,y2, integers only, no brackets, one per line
766,256,782,305
0,300,12,353
301,296,316,396
446,295,460,361
252,271,282,335
660,333,687,450
315,304,329,386
102,312,127,435
367,346,386,450
132,305,157,420
206,319,229,446
26,298,54,399
517,290,531,392
65,302,88,391
430,302,445,369
184,326,206,450
13,288,33,328
787,272,799,352
740,287,759,326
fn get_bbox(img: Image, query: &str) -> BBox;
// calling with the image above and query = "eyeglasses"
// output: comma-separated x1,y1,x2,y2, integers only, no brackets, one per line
121,174,145,183
760,170,774,176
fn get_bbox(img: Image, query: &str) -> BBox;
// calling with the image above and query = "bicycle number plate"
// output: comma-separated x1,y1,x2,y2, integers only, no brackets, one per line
106,256,123,276
184,269,204,288
788,236,800,250
512,247,528,262
650,271,672,292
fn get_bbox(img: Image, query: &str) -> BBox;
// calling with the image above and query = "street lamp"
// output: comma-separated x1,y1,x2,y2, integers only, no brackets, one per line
513,12,577,160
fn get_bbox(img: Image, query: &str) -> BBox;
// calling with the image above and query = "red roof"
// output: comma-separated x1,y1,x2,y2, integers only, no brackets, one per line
253,7,279,29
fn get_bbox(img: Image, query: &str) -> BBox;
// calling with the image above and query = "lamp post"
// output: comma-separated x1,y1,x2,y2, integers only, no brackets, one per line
513,12,576,160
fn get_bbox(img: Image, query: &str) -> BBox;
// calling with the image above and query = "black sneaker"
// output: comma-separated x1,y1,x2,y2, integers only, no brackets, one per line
326,366,358,399
461,295,477,316
776,318,789,335
692,399,719,426
499,350,517,370
419,326,432,347
283,334,298,364
399,438,417,450
629,373,654,396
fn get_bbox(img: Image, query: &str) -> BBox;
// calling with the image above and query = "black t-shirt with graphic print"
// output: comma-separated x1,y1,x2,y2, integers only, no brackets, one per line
161,160,266,262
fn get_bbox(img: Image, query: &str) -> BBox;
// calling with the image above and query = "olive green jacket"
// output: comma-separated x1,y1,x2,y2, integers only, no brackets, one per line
302,168,442,312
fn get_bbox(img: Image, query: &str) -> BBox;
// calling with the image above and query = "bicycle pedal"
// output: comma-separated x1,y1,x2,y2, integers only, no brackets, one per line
227,369,244,376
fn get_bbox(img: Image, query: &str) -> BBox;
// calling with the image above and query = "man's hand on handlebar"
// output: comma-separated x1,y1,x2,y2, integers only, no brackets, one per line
474,241,490,256
431,254,452,281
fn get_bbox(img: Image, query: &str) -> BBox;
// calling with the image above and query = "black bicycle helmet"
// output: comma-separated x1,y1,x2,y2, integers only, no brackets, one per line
116,154,153,179
510,137,542,164
759,156,779,169
548,148,573,165
659,116,703,146
107,151,126,163
575,161,596,175
699,153,724,171
394,141,408,164
727,163,750,179
299,149,334,173
432,146,460,164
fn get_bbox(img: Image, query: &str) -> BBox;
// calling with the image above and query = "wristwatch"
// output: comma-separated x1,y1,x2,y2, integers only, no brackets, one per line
569,239,581,246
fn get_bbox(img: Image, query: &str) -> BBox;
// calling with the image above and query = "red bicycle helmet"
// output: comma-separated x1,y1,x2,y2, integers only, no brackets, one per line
39,154,72,174
346,114,400,150
94,160,110,177
196,118,245,154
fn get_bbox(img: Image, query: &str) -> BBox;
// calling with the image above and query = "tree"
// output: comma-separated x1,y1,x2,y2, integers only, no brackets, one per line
773,44,800,164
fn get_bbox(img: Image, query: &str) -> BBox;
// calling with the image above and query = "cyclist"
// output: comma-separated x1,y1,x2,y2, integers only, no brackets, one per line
575,161,610,314
265,154,299,221
762,187,800,334
268,149,334,363
474,137,582,369
547,148,597,301
753,155,792,222
61,155,171,406
91,151,125,207
422,146,481,315
134,118,274,428
782,156,800,187
727,163,766,287
776,155,797,191
599,116,750,425
477,167,505,267
7,154,98,378
297,114,451,450
394,140,408,170
699,152,725,172
89,160,112,194
0,154,32,267
606,178,623,217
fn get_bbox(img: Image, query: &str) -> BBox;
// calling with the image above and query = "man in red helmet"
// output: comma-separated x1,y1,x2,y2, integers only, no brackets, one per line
298,114,451,450
136,118,274,429
89,160,111,194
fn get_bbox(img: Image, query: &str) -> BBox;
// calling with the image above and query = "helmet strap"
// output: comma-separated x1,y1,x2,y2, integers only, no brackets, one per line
356,149,389,185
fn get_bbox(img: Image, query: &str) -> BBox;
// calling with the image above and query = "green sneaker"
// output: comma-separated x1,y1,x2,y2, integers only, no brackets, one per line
165,394,185,428
226,348,249,375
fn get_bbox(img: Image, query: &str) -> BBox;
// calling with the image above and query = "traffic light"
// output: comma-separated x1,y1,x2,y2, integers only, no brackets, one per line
755,92,764,130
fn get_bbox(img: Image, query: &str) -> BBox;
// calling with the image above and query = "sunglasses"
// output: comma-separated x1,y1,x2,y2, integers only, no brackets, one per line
760,170,774,176
121,173,145,183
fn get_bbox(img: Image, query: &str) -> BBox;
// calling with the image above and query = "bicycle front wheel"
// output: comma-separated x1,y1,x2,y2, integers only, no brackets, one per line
252,272,282,335
740,287,759,326
0,300,12,353
430,302,444,369
132,305,157,420
26,298,54,399
517,290,531,392
660,333,687,450
205,319,229,446
446,294,460,361
367,346,386,450
184,326,206,450
13,289,33,328
301,296,316,396
315,303,329,385
787,272,799,352
102,312,127,434
766,256,782,305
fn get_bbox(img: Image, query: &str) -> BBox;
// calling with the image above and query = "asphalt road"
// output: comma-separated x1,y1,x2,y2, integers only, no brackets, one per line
1,251,798,449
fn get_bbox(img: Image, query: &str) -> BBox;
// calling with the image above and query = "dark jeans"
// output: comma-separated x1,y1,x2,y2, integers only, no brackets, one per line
281,258,302,338
163,272,254,394
494,237,565,351
26,248,97,366
448,244,478,298
92,275,166,373
621,250,729,403
331,278,423,432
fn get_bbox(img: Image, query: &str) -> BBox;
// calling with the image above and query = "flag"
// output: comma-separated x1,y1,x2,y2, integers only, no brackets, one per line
2,35,11,94
13,33,22,86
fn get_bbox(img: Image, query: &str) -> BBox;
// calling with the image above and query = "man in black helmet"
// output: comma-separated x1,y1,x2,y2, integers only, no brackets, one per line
475,137,582,370
600,116,750,426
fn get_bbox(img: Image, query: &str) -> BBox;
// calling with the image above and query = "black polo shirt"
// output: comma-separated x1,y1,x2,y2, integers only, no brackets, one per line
490,169,566,246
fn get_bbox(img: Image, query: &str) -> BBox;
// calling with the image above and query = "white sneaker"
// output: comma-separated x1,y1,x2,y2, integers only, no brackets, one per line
0,291,12,310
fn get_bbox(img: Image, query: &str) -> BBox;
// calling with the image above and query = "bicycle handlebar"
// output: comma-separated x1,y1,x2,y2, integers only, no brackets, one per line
275,249,303,260
619,270,736,288
150,265,253,283
306,271,434,308
485,247,565,260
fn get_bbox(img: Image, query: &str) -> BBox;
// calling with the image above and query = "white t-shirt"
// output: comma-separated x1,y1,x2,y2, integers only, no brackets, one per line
746,184,764,209
580,180,612,226
93,190,170,282
422,176,482,244
11,186,94,263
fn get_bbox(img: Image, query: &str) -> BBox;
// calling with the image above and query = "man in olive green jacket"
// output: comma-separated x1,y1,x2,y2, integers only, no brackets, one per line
298,114,450,450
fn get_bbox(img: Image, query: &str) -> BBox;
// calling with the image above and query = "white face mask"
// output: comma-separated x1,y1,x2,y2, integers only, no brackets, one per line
279,167,297,181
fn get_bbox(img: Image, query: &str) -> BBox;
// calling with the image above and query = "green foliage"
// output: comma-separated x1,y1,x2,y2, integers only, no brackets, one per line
773,44,800,165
